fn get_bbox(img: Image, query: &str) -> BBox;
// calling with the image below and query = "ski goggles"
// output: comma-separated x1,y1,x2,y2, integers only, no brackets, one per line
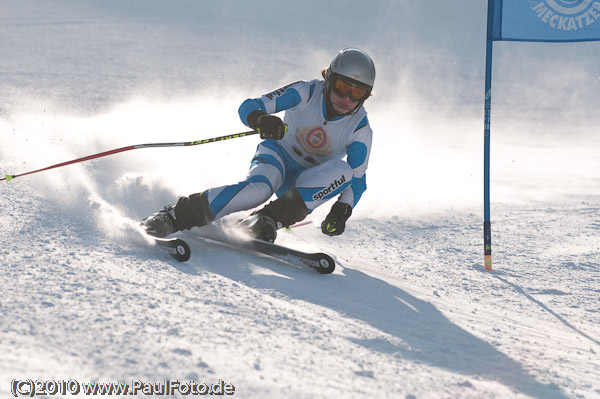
332,77,370,101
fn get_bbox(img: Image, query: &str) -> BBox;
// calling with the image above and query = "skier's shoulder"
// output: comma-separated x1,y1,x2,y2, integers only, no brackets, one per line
264,79,320,100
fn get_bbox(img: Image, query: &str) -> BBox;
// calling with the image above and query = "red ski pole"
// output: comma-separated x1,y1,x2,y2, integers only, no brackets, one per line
1,130,257,182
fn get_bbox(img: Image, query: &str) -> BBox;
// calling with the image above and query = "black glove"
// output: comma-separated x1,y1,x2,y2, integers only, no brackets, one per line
247,110,287,140
321,202,352,236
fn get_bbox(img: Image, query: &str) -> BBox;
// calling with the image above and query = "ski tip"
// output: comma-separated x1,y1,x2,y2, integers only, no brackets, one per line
315,253,335,274
169,238,192,262
153,236,191,262
172,239,191,262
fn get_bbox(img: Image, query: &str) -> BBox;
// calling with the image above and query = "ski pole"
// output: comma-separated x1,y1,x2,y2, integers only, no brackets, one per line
284,220,314,231
1,130,258,183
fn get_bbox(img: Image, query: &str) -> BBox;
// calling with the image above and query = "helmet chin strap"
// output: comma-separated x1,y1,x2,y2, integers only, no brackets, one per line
324,94,339,120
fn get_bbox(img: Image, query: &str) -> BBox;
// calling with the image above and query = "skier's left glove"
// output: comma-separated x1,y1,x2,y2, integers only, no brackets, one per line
321,202,352,236
247,110,287,140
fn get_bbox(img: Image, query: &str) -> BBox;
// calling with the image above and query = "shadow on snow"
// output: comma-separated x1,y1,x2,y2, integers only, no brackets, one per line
172,237,567,399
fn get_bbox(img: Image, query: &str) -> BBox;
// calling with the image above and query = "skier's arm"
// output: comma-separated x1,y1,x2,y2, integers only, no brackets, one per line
339,116,372,208
238,81,306,127
322,117,372,237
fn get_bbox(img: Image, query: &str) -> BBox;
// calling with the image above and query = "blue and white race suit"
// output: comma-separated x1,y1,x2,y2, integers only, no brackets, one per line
203,79,373,219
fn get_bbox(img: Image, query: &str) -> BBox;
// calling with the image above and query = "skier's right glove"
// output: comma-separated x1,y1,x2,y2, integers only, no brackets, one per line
321,202,352,236
247,110,287,140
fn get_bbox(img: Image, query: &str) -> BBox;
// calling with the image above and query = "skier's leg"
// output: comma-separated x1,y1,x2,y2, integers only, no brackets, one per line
239,187,309,242
294,159,353,211
141,192,213,238
203,141,286,219
142,141,287,237
241,160,353,242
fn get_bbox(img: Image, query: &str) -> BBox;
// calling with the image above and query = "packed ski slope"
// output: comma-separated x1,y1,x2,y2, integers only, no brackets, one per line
1,1,599,398
2,181,599,399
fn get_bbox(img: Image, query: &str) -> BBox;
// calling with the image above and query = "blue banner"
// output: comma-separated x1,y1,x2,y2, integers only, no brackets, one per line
493,0,600,42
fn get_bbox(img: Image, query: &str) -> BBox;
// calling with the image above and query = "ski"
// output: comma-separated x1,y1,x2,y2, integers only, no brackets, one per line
140,225,334,273
151,236,191,262
191,230,335,274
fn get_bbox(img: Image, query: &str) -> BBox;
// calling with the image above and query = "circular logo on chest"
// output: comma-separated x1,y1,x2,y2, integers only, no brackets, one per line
295,126,333,158
305,127,327,149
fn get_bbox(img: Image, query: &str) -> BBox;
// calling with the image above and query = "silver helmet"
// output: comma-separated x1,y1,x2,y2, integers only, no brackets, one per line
324,48,375,113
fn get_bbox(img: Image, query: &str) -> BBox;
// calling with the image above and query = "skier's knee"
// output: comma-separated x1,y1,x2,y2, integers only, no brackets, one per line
246,175,276,203
333,160,353,182
297,160,353,208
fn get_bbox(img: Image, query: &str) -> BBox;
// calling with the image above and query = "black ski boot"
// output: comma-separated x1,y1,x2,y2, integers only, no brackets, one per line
240,188,309,243
142,192,214,238
239,212,279,243
142,205,178,238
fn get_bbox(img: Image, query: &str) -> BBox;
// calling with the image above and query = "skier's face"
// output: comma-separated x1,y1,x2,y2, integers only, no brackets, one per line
329,89,359,115
328,76,368,114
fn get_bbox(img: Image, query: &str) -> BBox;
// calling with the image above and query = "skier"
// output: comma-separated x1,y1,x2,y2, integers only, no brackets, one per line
142,47,376,243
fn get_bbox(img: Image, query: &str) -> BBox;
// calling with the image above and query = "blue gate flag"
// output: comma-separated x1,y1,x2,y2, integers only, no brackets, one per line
492,0,600,42
483,0,600,270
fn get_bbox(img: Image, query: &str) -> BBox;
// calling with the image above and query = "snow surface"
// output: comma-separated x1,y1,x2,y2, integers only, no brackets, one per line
1,1,599,398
